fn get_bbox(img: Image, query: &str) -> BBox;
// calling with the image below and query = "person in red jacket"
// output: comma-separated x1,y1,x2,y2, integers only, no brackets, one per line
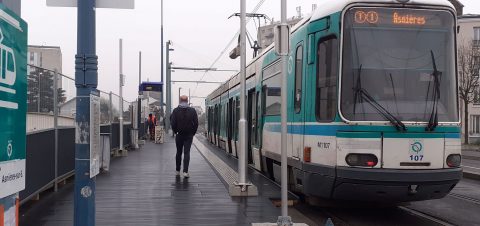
148,113,156,140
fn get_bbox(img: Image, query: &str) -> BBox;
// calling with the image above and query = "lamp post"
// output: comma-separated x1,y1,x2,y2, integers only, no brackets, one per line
178,87,182,104
165,41,174,133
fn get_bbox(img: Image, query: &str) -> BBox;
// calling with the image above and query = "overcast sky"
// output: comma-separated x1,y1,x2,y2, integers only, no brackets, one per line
22,0,480,109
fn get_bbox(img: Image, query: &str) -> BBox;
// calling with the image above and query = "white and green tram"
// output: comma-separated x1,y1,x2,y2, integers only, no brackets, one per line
205,0,461,203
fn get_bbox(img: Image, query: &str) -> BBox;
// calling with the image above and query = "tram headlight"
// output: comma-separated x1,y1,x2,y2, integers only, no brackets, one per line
345,154,378,167
446,154,461,168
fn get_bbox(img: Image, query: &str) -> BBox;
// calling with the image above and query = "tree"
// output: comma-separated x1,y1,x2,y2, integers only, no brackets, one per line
458,41,480,144
27,68,66,113
100,98,111,124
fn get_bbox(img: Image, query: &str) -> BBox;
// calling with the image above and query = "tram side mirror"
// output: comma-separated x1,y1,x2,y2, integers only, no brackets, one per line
457,25,460,34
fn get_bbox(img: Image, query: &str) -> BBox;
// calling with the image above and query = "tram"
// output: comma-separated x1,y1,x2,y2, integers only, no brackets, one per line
205,0,462,203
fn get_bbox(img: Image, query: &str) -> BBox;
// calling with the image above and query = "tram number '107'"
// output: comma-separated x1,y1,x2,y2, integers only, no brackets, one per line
410,155,424,161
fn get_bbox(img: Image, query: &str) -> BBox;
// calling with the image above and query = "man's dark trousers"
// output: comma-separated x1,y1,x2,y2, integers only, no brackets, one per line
175,134,193,173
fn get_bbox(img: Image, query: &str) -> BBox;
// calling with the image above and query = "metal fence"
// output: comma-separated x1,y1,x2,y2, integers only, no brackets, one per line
23,64,138,204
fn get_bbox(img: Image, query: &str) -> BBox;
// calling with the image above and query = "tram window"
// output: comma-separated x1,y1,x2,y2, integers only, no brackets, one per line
255,92,260,145
316,37,339,122
294,45,303,113
264,74,282,116
235,98,240,138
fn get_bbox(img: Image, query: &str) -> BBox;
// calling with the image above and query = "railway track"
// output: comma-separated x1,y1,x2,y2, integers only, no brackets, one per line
398,206,455,226
448,192,480,206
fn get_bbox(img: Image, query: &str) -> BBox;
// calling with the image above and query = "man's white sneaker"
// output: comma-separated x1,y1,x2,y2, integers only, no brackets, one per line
175,171,180,176
183,172,189,178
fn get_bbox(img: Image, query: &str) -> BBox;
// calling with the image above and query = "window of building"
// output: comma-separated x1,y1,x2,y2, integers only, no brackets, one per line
294,45,303,113
471,115,480,135
316,36,339,122
474,27,480,46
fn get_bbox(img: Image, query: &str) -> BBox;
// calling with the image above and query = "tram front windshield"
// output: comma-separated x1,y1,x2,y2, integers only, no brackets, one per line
341,8,458,122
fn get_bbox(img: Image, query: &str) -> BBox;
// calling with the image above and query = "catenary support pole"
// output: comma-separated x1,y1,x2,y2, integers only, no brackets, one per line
239,0,247,188
160,0,164,109
165,41,172,133
278,0,291,224
228,0,257,197
53,69,58,192
119,39,124,152
138,51,142,139
74,0,97,224
139,51,142,88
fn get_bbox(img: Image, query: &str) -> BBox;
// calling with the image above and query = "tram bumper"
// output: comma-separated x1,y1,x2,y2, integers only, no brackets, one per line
332,167,462,202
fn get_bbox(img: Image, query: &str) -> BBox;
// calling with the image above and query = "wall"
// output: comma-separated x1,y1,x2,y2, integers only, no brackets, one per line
458,17,480,143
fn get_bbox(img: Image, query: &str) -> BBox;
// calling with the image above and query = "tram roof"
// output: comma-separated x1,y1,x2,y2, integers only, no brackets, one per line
205,0,456,103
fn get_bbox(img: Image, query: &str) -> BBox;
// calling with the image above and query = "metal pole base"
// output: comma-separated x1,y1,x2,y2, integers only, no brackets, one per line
229,181,258,196
277,216,293,226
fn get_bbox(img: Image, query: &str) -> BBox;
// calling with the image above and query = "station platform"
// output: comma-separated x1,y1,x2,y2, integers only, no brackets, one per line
19,136,314,226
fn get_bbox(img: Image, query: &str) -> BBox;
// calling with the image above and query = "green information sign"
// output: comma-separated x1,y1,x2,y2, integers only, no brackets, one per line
0,3,28,199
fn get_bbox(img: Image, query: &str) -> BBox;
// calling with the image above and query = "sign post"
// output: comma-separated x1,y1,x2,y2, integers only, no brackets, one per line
47,0,133,225
0,3,27,225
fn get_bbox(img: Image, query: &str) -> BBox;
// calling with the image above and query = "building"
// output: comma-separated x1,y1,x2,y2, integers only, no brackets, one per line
458,14,480,143
28,45,63,73
257,17,303,54
447,0,464,16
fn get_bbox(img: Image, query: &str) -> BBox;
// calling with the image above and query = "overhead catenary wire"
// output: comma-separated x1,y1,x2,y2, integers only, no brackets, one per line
192,0,267,96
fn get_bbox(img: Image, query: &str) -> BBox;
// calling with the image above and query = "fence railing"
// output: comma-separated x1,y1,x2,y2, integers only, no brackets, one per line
22,64,140,204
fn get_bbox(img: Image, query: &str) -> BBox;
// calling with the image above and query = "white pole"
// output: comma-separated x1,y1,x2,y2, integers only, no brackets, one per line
119,39,124,151
53,69,58,192
238,0,247,188
278,0,291,224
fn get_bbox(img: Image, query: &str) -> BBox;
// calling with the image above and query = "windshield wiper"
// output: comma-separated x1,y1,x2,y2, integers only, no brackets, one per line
426,50,442,132
354,87,407,132
352,66,406,132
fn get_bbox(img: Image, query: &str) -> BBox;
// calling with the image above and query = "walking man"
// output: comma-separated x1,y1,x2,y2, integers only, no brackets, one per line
170,95,198,178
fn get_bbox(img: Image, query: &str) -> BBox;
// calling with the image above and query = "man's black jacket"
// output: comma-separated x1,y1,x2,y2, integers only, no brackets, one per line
170,106,198,136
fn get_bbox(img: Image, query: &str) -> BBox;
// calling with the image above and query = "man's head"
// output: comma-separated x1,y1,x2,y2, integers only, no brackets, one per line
149,113,152,117
180,95,188,104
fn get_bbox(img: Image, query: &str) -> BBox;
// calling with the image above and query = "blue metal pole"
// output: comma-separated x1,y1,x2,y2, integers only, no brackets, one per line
74,0,97,225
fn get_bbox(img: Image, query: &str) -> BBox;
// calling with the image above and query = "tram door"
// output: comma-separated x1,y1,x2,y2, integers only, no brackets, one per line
290,43,305,159
227,99,233,154
247,89,255,165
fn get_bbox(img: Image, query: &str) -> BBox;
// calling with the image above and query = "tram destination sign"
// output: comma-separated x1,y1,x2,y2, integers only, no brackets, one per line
0,4,28,199
350,8,449,27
